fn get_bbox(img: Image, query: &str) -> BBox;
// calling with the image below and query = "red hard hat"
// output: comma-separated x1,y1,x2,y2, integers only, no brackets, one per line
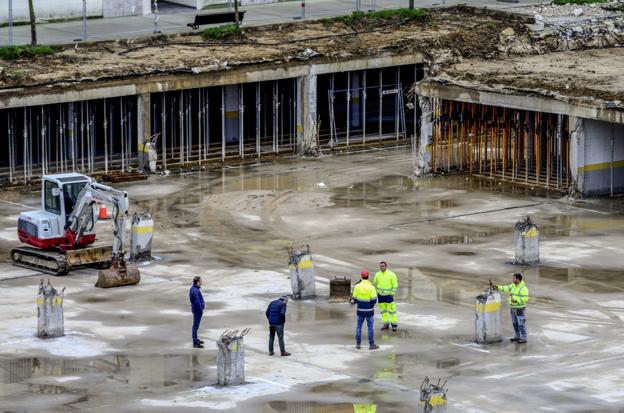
360,270,370,277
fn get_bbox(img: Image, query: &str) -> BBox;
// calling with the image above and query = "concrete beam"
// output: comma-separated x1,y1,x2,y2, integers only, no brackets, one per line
416,81,624,125
0,53,424,110
0,85,138,110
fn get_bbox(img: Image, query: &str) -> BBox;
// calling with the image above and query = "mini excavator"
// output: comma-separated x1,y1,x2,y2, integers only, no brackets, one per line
11,173,140,287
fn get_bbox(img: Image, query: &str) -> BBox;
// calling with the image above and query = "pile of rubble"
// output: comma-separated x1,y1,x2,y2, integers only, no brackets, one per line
495,0,624,56
524,0,624,21
523,0,624,37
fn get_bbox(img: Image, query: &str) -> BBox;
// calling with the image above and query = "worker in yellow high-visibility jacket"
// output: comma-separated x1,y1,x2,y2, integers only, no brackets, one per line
352,270,379,350
494,273,529,343
373,261,398,331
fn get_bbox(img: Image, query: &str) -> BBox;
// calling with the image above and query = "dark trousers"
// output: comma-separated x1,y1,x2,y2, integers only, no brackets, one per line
356,314,375,346
192,311,202,344
511,308,527,340
269,324,286,354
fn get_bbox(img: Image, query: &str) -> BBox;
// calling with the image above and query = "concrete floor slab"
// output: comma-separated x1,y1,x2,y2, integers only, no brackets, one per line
1,148,624,411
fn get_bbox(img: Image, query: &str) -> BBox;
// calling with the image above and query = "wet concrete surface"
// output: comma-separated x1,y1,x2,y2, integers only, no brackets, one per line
1,148,624,411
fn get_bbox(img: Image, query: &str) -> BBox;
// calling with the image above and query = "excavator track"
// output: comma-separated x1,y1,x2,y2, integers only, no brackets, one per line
10,247,69,276
10,245,113,276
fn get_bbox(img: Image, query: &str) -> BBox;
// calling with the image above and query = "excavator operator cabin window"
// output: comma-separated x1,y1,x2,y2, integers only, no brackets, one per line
44,180,61,215
63,181,89,221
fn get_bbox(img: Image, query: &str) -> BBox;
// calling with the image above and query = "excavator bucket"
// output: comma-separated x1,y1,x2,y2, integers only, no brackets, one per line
95,258,140,288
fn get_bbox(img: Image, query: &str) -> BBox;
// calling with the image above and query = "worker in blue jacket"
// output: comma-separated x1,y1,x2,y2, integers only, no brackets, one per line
189,276,205,348
265,296,291,356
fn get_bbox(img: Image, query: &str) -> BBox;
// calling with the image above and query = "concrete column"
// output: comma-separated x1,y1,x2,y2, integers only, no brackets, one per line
224,85,240,143
350,72,361,129
415,96,433,175
568,116,585,196
137,93,151,172
296,74,318,155
67,102,76,171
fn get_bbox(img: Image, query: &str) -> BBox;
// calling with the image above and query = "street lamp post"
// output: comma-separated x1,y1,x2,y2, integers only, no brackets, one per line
82,0,87,40
8,0,13,45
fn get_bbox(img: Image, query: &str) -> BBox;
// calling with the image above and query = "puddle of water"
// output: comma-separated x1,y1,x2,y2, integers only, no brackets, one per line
424,199,460,209
358,248,400,256
527,266,624,293
410,235,479,245
450,251,477,256
264,400,405,412
397,267,469,305
0,353,214,400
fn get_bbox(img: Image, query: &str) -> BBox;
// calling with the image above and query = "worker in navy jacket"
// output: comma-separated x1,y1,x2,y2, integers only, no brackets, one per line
265,296,291,356
189,276,205,348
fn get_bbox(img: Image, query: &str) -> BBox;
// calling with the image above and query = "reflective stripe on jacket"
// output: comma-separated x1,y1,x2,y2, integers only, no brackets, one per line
498,281,529,308
352,279,377,317
373,269,398,296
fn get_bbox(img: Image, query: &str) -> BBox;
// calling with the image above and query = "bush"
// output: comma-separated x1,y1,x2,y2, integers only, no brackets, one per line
330,8,430,25
0,45,55,60
201,24,238,40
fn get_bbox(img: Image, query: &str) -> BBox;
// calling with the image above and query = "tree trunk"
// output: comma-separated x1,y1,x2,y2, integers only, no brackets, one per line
233,0,240,34
28,0,37,46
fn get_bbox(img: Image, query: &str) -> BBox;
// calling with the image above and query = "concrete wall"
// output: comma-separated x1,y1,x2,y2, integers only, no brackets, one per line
194,0,279,8
0,0,151,23
0,0,102,23
170,0,200,9
580,119,624,196
103,0,151,18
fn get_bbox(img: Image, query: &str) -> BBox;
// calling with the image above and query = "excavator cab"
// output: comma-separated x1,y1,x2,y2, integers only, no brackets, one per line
18,173,96,250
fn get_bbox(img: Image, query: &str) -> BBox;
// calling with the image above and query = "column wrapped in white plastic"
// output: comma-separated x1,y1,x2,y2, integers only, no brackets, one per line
288,245,316,299
217,330,247,386
37,279,65,338
475,288,502,344
514,216,539,264
130,213,153,262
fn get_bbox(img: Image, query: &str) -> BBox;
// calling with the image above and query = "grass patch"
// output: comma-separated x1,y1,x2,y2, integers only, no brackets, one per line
329,8,430,25
201,23,238,40
552,0,608,5
0,45,55,60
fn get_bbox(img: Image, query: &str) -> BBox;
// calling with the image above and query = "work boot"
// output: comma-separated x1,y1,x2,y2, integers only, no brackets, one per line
369,344,379,350
281,352,291,356
510,337,520,342
391,325,398,332
269,352,275,356
193,343,204,349
356,344,361,349
381,324,390,331
517,339,527,344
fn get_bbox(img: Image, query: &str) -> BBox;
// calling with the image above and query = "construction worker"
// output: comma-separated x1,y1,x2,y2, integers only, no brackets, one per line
351,270,379,350
493,273,529,343
373,261,398,331
265,296,291,356
189,276,205,349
